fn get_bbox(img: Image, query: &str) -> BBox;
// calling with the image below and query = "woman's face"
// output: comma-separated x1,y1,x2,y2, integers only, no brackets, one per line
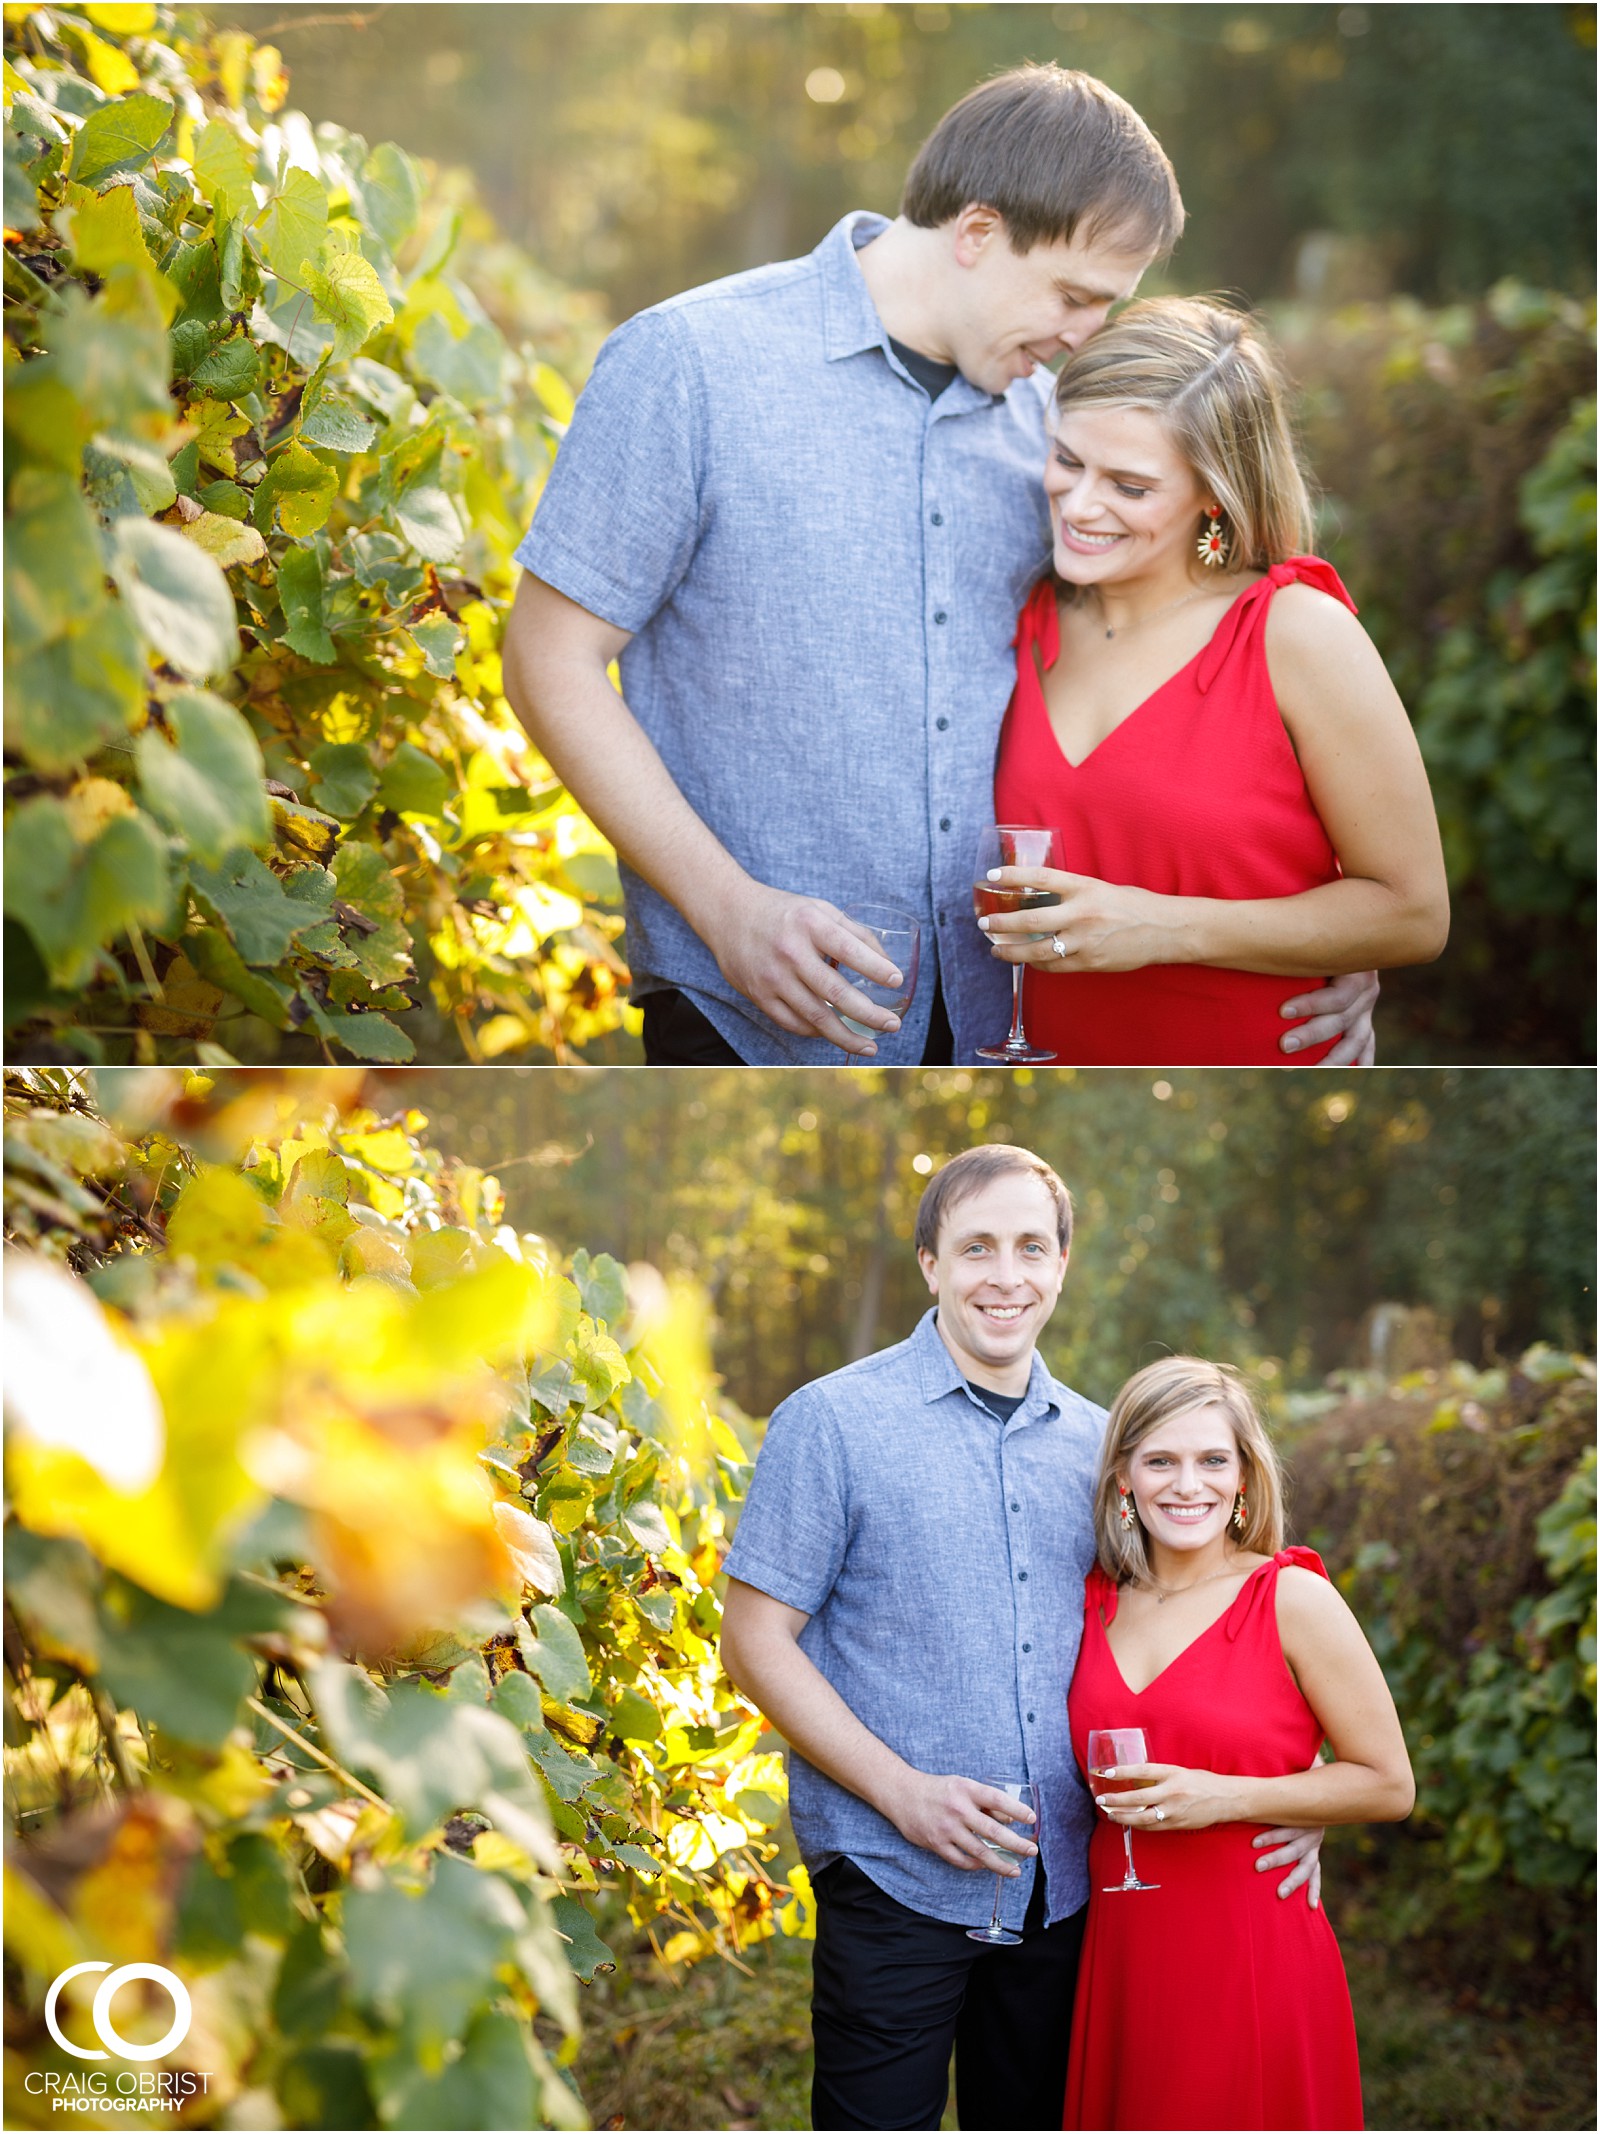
1121,1402,1243,1555
1044,402,1211,589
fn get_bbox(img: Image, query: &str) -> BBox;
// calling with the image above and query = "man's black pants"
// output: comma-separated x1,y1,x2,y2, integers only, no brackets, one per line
640,978,956,1067
810,1859,1086,2132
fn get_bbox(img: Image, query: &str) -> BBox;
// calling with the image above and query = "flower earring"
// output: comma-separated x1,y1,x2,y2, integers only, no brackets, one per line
1117,1482,1135,1531
1232,1488,1247,1532
1197,505,1229,568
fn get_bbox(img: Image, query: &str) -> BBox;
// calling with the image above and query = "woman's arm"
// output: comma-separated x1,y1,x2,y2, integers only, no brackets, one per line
980,586,1450,977
1095,1567,1416,1831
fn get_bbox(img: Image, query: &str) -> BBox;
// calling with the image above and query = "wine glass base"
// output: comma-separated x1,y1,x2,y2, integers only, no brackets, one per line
965,1924,1025,1945
1102,1879,1161,1892
974,1041,1059,1063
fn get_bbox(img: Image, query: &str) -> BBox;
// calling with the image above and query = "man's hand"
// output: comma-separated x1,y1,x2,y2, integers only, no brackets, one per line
707,883,907,1057
1280,971,1378,1063
1253,1825,1323,1909
881,1771,1038,1873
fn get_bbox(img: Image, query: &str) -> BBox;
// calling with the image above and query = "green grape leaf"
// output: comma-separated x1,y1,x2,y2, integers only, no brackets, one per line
111,516,239,680
306,1004,416,1062
253,442,340,539
188,332,261,400
405,611,463,678
300,392,378,454
192,118,254,217
88,431,178,517
276,543,337,663
3,469,107,656
313,1663,555,1861
309,741,378,819
96,1581,270,1746
181,510,267,570
410,313,509,411
377,742,451,818
331,839,413,981
570,1247,628,1327
4,612,146,773
380,2007,543,2134
2,798,172,989
60,179,163,284
3,1531,103,1675
190,849,327,965
608,1688,662,1742
548,1895,615,1983
185,926,295,1027
488,1670,547,1737
344,1856,525,2060
300,241,393,364
256,166,329,282
359,141,421,253
390,482,463,564
135,688,270,863
70,91,173,185
517,1604,591,1706
196,479,250,520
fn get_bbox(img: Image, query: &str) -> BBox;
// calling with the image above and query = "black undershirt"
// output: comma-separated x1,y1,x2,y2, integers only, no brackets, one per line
888,334,960,403
966,1379,1026,1424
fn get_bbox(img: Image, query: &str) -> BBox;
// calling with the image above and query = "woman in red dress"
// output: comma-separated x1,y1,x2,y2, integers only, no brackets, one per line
980,298,1450,1065
1064,1356,1414,2131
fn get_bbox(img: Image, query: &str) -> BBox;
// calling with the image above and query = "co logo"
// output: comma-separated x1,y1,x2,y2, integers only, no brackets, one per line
44,1962,192,2062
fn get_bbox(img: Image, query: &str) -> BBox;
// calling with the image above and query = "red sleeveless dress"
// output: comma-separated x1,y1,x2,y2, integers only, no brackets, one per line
992,560,1358,1064
1063,1548,1364,2131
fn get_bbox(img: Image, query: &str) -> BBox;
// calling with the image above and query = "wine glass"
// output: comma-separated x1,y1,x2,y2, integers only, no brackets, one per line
973,825,1058,1064
828,905,920,1039
1086,1728,1161,1893
964,1780,1038,1946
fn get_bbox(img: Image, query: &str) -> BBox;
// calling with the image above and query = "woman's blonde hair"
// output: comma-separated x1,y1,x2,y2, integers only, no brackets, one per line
1052,297,1315,572
1092,1354,1285,1583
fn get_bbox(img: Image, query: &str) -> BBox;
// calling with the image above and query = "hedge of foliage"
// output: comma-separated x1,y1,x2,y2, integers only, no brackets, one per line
1281,287,1597,1058
1289,1349,1596,1974
4,6,629,1068
3,1068,796,2127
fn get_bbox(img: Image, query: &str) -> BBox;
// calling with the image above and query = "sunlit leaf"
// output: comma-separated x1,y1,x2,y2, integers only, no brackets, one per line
111,516,240,680
135,688,270,862
301,240,393,364
70,90,173,184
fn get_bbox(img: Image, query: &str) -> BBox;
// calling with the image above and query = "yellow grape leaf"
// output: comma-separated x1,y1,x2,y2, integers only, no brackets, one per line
3,1866,86,1982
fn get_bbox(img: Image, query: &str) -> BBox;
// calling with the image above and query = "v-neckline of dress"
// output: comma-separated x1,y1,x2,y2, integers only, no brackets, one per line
1099,1556,1275,1698
1035,575,1264,773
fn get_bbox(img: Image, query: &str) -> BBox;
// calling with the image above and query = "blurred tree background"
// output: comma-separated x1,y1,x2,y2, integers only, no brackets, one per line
203,0,1597,1064
391,1064,1592,1418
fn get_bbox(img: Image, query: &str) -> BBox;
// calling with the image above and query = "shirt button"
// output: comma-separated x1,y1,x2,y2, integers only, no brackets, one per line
936,716,949,731
1018,1570,1028,1582
1011,1500,1021,1511
931,511,944,526
939,816,951,831
1027,1711,1036,1723
1022,1642,1032,1653
933,610,947,625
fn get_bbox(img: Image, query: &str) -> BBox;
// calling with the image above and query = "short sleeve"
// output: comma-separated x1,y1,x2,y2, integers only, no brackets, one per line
513,306,703,635
721,1385,849,1617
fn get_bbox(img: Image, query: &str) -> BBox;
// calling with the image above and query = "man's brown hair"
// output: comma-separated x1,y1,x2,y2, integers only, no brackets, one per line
914,1145,1074,1257
902,64,1184,261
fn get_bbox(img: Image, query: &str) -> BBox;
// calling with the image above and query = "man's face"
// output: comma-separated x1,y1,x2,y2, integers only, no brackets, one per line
917,1171,1069,1389
943,207,1151,397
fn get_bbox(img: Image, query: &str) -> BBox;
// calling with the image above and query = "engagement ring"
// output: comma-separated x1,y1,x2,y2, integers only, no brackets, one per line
1052,933,1068,960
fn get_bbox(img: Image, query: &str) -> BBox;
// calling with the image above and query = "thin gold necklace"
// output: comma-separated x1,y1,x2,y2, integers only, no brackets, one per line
1094,584,1214,641
1141,1561,1238,1606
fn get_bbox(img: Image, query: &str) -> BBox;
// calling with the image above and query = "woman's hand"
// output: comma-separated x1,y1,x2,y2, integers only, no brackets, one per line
1092,1762,1249,1831
977,867,1182,974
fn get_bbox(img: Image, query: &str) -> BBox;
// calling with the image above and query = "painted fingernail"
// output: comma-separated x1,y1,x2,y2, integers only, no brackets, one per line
987,868,1002,880
977,918,992,932
1282,1037,1300,1052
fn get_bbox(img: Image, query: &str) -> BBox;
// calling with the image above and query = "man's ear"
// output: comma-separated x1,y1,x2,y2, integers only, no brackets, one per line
950,201,1004,268
916,1245,940,1296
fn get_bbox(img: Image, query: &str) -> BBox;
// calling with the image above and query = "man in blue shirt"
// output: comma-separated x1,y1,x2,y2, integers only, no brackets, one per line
503,67,1379,1065
720,1145,1321,2130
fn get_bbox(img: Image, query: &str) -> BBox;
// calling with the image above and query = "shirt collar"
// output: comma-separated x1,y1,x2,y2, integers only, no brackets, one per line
816,211,1002,414
910,1306,1063,1423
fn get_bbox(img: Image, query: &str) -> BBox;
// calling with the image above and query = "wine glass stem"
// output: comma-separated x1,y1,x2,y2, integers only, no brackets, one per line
1007,963,1028,1047
1123,1828,1138,1884
988,1874,1003,1933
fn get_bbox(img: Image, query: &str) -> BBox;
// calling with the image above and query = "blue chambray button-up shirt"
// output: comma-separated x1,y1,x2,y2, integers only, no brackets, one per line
722,1309,1106,1930
514,211,1054,1065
